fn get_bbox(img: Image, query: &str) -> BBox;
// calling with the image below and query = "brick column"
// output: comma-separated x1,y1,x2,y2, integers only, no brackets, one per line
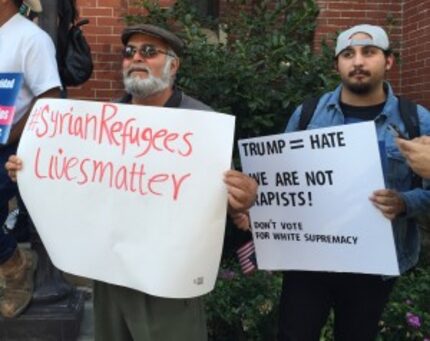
401,0,430,108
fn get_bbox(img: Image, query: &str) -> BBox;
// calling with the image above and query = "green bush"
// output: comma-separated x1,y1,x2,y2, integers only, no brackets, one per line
125,0,339,140
378,265,430,340
204,262,282,341
204,265,430,340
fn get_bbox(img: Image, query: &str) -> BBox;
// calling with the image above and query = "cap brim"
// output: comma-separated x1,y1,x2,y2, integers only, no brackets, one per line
121,25,184,56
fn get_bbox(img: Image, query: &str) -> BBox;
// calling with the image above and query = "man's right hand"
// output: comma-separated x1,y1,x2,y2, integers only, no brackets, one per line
5,155,23,182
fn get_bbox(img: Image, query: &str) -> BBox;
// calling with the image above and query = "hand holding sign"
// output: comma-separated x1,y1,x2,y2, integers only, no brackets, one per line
5,154,21,182
224,169,258,213
370,189,406,220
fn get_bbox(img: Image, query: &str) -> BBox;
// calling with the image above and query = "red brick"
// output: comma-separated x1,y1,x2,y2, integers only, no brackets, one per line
81,7,113,17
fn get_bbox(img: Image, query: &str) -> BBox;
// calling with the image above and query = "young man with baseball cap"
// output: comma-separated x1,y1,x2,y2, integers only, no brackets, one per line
0,0,61,318
278,24,430,340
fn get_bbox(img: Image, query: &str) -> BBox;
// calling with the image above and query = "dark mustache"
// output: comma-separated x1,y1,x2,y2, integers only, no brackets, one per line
349,69,371,77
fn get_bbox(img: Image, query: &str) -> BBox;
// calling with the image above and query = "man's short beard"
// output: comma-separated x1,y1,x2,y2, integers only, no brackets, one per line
123,57,174,99
344,82,373,95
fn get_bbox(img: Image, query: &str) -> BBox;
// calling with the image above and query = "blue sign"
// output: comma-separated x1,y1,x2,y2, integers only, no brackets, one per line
0,73,23,144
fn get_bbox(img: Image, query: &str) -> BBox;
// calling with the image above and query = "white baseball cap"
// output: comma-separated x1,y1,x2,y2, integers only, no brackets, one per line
335,24,390,57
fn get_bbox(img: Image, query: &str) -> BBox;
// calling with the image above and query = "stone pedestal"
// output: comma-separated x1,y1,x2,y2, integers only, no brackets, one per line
0,290,85,341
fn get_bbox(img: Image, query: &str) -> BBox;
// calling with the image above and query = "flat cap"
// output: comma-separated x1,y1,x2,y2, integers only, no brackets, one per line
121,24,184,56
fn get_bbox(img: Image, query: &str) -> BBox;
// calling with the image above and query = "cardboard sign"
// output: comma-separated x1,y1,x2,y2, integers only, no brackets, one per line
239,122,399,276
18,98,235,298
0,73,23,144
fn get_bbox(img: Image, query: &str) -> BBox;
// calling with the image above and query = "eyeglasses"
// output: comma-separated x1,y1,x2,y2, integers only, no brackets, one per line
122,44,174,59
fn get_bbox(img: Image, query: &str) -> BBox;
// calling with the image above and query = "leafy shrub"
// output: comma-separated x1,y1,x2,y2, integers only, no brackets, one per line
204,265,430,340
378,266,430,340
204,262,282,341
125,0,338,140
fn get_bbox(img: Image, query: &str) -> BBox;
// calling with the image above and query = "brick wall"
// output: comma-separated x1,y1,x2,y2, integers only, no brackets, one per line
70,0,430,109
401,0,430,107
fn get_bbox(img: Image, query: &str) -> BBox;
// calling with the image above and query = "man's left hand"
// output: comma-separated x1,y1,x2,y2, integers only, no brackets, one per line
370,189,406,220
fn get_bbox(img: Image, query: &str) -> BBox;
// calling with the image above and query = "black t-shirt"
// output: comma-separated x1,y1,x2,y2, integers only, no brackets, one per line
340,101,386,124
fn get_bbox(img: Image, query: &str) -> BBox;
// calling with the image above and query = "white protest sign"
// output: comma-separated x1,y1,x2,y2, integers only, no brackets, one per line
18,98,235,298
239,122,399,276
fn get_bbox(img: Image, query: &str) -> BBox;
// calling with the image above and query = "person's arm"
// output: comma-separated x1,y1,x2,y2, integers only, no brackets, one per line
7,88,61,144
397,136,430,179
370,104,430,220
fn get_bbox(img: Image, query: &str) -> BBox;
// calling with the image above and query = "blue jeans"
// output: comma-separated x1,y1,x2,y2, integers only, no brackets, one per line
0,143,18,264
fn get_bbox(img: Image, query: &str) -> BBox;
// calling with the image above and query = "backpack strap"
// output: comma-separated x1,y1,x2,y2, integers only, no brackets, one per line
398,96,420,139
298,96,321,131
397,96,422,189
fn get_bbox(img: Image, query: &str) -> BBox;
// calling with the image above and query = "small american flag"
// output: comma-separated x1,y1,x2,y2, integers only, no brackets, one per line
236,240,257,275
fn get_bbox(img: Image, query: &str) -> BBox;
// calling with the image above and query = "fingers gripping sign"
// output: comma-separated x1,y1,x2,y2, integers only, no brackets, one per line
370,189,406,220
5,154,23,182
224,169,258,214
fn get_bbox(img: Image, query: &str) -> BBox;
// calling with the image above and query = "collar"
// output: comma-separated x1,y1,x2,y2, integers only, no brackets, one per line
380,82,398,118
164,87,182,108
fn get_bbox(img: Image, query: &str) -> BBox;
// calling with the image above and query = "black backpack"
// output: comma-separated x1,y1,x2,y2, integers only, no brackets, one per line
60,19,93,87
297,95,422,188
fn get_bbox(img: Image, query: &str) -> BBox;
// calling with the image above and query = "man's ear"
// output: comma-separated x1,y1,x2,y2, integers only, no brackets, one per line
385,54,394,71
334,59,339,73
170,57,180,77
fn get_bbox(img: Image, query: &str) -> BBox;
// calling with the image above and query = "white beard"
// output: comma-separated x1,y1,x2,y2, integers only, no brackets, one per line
123,58,173,98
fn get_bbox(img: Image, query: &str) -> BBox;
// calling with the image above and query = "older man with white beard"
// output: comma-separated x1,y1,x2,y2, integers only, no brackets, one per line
5,23,256,339
93,24,257,341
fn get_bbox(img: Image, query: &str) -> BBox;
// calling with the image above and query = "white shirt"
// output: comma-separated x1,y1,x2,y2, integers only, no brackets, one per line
0,13,61,124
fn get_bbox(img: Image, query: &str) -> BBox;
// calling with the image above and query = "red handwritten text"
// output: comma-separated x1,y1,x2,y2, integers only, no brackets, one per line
34,147,191,201
34,104,193,158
